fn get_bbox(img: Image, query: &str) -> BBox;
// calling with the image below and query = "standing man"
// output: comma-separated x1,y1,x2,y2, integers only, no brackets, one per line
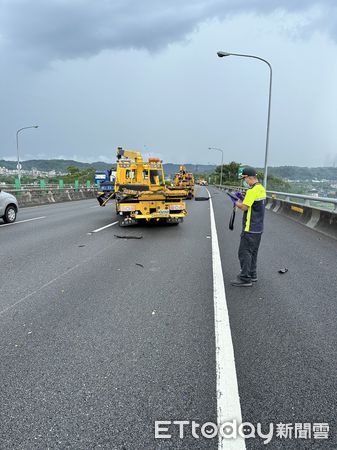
230,167,266,287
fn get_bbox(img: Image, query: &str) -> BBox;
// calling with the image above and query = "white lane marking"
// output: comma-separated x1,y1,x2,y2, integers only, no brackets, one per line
0,216,46,228
206,188,246,450
92,221,118,233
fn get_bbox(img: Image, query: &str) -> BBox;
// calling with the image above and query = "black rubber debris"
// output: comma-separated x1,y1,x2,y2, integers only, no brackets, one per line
114,235,143,239
195,197,210,201
278,268,288,274
135,263,144,268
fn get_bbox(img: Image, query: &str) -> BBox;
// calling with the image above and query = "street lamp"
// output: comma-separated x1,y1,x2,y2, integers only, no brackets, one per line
16,125,39,182
209,147,224,186
217,51,272,189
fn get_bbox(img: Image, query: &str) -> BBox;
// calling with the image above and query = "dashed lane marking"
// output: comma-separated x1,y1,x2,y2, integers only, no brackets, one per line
92,221,119,233
0,216,46,228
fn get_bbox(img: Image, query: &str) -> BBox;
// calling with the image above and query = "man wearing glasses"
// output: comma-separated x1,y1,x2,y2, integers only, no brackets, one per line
229,167,266,287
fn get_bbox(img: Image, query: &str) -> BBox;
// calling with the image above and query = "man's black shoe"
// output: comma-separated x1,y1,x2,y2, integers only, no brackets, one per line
237,274,257,282
231,279,253,287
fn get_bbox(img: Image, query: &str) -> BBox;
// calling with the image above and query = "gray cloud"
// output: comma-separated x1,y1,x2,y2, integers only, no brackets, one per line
0,0,336,65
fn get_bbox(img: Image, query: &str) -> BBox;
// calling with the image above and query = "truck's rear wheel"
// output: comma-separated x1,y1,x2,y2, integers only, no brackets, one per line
166,218,180,225
118,215,127,227
118,215,137,227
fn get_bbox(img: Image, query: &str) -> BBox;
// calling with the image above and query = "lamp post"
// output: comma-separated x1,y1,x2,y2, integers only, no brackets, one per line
16,125,39,182
209,147,224,186
217,51,272,189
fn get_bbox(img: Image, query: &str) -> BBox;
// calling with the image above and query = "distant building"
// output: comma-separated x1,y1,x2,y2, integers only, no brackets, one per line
0,166,9,174
308,188,319,197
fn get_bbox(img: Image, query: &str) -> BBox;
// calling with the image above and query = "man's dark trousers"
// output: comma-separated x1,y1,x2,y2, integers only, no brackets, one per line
238,231,262,281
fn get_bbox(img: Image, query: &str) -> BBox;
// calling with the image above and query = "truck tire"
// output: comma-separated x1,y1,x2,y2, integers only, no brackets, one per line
118,215,126,227
4,205,17,223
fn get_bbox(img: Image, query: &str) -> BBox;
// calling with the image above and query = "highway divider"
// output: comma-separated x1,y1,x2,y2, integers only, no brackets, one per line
215,185,337,240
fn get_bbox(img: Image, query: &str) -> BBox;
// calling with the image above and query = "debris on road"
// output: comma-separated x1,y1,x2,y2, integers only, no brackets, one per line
135,263,144,268
278,268,289,274
114,235,143,239
195,196,210,201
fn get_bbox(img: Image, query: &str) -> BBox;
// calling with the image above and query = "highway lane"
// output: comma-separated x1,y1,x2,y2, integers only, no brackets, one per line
0,192,218,449
210,186,337,449
1,189,337,448
0,199,120,311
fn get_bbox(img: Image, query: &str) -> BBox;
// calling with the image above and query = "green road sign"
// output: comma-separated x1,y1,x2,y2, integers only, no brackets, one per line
86,180,91,189
40,179,46,189
238,166,245,179
15,178,21,190
74,179,79,191
59,179,64,190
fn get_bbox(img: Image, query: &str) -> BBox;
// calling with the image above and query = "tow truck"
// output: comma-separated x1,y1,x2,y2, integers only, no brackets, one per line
97,147,188,226
172,165,195,199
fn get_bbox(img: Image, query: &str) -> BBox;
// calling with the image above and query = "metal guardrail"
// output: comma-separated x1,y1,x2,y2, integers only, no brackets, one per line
215,185,337,212
1,184,95,190
267,190,337,213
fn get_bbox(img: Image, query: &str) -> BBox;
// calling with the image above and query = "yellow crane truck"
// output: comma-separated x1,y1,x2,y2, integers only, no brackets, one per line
198,176,208,186
97,147,187,226
172,165,195,199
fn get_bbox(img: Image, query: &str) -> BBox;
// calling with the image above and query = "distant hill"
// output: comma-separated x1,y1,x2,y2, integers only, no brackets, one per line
0,159,216,176
164,164,216,176
260,166,337,181
0,159,112,172
2,159,336,180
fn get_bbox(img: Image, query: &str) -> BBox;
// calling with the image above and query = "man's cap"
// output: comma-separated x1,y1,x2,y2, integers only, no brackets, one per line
240,166,257,178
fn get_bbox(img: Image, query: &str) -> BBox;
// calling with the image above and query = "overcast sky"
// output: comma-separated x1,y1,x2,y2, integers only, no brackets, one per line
1,0,337,167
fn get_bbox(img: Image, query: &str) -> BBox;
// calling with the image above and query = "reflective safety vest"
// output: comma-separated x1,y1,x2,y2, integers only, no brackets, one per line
242,183,266,233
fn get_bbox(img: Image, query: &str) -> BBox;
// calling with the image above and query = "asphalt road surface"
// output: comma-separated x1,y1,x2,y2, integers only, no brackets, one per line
0,187,336,449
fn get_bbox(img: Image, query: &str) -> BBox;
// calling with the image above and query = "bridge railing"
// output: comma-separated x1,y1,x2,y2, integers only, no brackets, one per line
214,185,337,212
214,184,337,239
1,183,95,192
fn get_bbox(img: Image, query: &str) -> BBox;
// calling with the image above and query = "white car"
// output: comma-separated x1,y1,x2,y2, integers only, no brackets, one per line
0,190,19,223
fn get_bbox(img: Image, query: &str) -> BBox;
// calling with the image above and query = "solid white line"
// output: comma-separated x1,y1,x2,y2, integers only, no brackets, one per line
206,188,246,450
0,216,46,228
92,221,118,233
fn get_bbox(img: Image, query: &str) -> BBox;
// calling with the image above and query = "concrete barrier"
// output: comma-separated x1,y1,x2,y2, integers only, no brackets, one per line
10,188,96,208
266,197,337,239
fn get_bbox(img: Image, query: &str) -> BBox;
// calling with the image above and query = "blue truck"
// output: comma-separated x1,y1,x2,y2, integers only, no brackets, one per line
95,169,116,206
